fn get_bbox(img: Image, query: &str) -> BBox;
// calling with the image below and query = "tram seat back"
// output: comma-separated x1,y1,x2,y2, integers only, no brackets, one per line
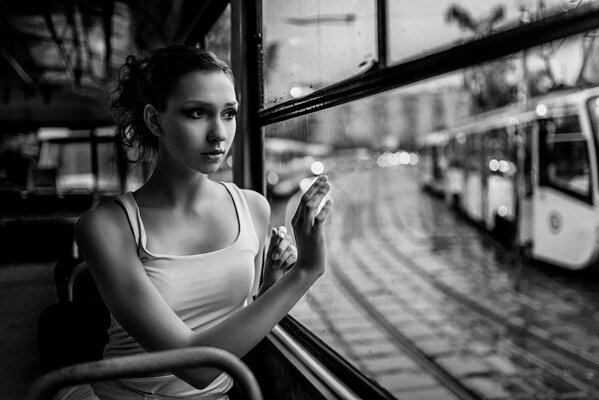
37,261,110,373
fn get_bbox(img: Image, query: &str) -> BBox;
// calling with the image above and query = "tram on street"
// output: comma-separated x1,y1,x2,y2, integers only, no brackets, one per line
4,1,599,400
418,87,599,270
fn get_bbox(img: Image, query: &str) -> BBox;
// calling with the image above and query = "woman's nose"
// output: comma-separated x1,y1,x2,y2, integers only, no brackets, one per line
208,118,228,143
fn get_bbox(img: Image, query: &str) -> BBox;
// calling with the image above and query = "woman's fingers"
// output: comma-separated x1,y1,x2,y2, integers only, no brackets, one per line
303,181,330,232
314,199,333,230
272,245,297,270
293,175,328,224
270,227,296,270
271,236,291,261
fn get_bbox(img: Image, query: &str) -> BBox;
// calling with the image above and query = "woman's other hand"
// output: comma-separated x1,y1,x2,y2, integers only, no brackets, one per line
265,226,297,272
291,175,332,277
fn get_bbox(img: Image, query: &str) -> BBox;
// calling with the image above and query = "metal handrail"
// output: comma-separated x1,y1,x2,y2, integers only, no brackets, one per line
27,346,263,400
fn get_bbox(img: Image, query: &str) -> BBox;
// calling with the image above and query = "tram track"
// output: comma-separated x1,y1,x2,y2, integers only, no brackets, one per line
385,185,599,375
323,169,599,399
326,178,487,400
359,219,599,396
365,172,599,394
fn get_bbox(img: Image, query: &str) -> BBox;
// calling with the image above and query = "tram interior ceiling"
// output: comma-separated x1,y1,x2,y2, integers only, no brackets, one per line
0,0,226,128
0,0,226,262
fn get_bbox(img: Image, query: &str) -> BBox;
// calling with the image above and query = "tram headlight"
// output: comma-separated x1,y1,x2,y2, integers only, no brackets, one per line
489,159,499,172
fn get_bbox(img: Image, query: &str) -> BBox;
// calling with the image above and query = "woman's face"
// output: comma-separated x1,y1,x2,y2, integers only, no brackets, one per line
158,70,237,175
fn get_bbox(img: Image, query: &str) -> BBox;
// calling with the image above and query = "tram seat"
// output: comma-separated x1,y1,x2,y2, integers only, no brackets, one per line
38,261,110,373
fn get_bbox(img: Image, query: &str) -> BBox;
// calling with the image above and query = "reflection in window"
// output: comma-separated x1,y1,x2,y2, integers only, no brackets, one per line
388,1,593,66
262,0,376,107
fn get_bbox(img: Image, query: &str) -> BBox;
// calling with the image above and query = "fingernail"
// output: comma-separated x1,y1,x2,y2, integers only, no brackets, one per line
272,251,280,260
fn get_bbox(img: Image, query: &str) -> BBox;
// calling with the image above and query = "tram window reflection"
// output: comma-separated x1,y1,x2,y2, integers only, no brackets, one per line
540,116,591,198
262,0,376,107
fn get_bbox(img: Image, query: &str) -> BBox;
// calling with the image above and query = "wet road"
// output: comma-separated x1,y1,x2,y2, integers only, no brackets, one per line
277,162,599,400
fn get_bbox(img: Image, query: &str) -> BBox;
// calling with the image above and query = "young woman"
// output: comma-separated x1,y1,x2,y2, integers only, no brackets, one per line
73,45,332,399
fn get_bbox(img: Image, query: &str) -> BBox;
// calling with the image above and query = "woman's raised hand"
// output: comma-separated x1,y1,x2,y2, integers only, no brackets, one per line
291,175,333,277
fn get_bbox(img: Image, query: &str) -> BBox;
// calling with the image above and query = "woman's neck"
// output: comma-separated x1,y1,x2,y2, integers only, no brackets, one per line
137,152,212,210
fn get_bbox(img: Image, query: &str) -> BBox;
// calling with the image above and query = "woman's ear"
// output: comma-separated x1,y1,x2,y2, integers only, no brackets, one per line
143,104,162,137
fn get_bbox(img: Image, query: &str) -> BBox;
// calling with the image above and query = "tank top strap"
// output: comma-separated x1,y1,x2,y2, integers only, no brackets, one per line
113,192,147,251
221,182,260,251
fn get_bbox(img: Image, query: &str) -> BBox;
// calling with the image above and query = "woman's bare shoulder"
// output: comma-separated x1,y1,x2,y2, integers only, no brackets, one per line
74,200,132,253
240,189,270,242
240,189,270,221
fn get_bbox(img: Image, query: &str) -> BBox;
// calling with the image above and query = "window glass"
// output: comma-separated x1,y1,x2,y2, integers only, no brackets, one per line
262,0,376,107
388,0,593,65
265,26,599,397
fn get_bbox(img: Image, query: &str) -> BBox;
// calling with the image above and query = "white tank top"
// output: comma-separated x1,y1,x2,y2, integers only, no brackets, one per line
100,181,260,398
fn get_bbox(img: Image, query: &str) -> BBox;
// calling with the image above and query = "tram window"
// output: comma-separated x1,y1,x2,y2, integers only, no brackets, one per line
587,97,599,137
586,97,599,185
36,129,122,194
447,136,465,168
387,1,589,66
262,0,376,107
465,134,481,172
521,123,534,196
539,117,591,199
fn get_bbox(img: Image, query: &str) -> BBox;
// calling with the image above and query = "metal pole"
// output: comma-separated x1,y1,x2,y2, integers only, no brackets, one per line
26,347,263,400
231,0,265,194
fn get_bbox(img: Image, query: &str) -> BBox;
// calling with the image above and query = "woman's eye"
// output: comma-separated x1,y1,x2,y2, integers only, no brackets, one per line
185,109,207,119
222,110,237,120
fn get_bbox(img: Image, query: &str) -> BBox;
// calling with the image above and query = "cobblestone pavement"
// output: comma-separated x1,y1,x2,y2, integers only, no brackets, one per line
284,163,599,400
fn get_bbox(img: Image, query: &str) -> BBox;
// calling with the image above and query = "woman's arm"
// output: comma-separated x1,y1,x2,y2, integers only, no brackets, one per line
75,176,332,389
243,189,295,297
